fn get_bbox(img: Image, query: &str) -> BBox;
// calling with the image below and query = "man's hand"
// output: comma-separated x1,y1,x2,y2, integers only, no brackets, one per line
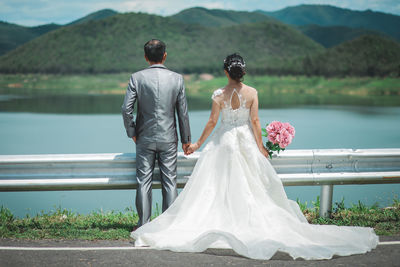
182,143,191,155
132,136,137,143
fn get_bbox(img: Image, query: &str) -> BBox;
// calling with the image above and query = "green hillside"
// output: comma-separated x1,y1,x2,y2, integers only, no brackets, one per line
301,35,400,76
0,21,60,55
67,9,118,25
0,12,323,75
171,7,394,48
1,6,399,76
171,7,273,26
0,9,118,56
298,24,387,47
258,4,400,41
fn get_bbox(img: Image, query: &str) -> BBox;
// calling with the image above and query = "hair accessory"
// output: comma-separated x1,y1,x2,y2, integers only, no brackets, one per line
227,61,246,72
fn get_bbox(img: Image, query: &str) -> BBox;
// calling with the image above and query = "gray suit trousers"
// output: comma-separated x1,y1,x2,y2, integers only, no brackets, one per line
135,142,178,227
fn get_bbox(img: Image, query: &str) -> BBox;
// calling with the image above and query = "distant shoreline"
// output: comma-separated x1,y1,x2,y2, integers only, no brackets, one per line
1,74,399,110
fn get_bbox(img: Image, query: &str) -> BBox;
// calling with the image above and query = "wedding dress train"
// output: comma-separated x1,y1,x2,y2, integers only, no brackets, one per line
131,88,378,260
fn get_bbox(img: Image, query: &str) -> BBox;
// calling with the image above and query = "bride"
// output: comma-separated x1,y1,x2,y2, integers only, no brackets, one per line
131,53,378,260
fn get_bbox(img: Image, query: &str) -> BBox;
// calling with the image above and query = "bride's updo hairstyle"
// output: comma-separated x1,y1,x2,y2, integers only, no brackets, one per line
223,53,246,82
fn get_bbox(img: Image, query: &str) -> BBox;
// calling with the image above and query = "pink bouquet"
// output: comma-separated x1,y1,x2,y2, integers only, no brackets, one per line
262,121,295,158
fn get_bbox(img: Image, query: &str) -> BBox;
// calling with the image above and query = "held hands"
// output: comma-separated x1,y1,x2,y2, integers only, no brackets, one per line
182,143,190,155
183,142,200,155
187,142,200,154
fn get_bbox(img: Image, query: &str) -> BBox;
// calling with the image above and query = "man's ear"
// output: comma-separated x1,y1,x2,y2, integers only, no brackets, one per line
144,55,149,63
162,52,167,63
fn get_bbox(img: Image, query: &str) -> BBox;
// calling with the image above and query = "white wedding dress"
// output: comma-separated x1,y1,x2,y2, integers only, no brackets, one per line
131,88,378,260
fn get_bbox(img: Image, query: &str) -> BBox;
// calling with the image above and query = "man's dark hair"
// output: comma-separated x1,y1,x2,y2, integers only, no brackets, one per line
144,39,166,63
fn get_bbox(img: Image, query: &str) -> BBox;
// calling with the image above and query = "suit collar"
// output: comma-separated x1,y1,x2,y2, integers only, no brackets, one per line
148,64,167,69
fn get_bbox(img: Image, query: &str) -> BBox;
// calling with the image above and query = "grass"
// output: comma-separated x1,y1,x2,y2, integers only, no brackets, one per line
0,206,138,240
0,73,130,95
0,73,399,109
1,198,399,240
298,197,400,236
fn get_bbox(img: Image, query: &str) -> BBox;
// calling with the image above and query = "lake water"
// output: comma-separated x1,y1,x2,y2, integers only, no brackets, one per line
1,106,400,217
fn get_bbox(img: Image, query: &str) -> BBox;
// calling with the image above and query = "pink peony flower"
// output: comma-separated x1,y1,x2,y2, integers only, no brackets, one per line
263,120,295,158
267,133,277,143
266,121,283,143
266,121,283,132
277,128,293,148
282,122,295,137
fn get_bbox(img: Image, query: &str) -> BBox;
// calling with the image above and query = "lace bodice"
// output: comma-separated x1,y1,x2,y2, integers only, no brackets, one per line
212,88,250,127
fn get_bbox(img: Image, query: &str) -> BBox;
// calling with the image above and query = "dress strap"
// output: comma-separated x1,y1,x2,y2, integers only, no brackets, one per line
211,88,223,100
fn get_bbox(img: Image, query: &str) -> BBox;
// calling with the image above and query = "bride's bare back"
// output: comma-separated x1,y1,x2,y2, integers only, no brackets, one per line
212,84,258,110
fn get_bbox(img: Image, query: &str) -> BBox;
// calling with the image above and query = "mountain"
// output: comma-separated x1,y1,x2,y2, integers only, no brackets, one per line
0,9,118,56
0,12,323,74
1,7,398,76
301,35,400,76
297,24,387,48
173,6,399,49
0,21,61,55
171,7,273,27
68,9,118,25
258,4,400,41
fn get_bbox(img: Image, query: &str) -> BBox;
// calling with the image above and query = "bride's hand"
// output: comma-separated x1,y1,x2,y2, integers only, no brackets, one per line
260,146,270,158
187,143,200,155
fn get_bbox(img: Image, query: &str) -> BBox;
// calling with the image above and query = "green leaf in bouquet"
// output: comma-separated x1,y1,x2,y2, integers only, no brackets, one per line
262,128,268,137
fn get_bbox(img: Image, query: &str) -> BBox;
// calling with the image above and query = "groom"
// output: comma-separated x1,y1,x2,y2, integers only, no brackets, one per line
122,39,191,227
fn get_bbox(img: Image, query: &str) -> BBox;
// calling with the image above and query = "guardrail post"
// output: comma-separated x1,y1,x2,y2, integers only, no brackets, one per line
319,185,333,218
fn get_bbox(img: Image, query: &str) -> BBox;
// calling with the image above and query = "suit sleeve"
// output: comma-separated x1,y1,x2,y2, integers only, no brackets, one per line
176,75,191,144
121,75,137,138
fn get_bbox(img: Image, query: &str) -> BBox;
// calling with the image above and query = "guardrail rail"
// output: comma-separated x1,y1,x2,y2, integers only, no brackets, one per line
1,148,400,218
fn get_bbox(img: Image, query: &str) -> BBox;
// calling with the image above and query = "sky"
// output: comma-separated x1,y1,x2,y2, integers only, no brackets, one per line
1,0,400,26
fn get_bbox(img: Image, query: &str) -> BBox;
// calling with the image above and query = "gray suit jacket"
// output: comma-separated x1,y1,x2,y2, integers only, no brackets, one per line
122,64,191,144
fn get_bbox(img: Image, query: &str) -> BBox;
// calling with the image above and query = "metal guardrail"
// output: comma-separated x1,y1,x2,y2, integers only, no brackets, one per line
1,149,400,218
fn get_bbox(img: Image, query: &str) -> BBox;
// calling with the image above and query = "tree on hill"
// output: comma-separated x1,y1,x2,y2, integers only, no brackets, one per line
301,35,400,77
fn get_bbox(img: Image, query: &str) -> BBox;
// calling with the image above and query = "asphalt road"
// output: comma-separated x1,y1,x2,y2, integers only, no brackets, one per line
1,236,399,267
